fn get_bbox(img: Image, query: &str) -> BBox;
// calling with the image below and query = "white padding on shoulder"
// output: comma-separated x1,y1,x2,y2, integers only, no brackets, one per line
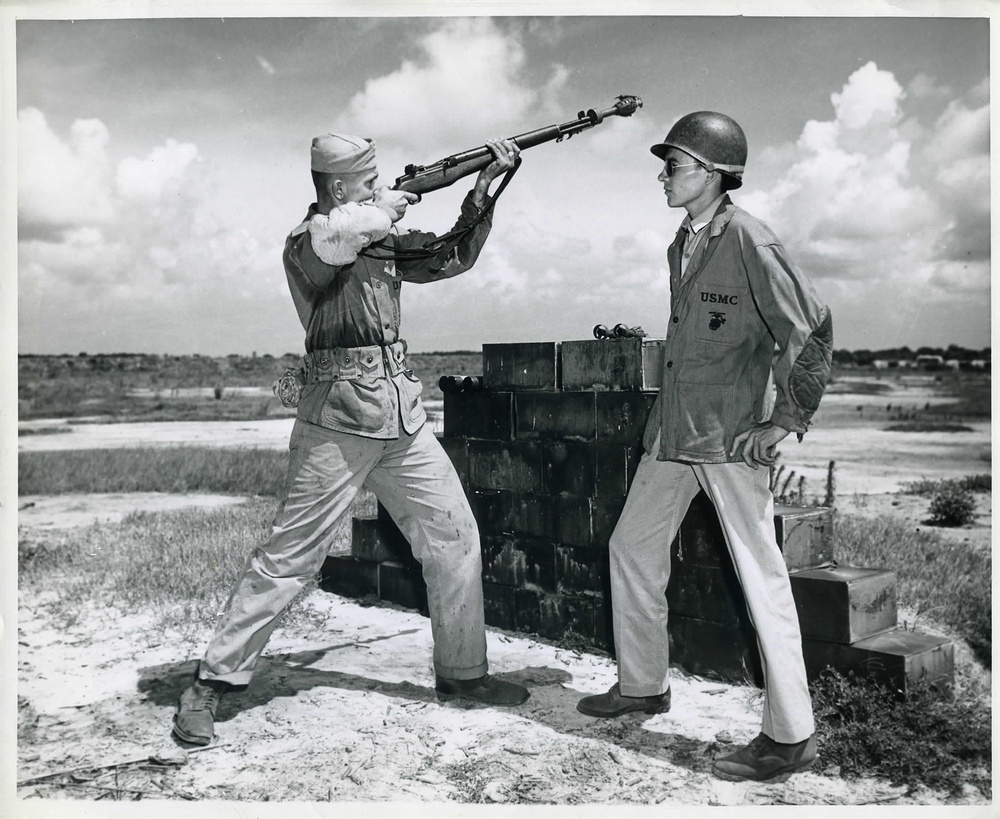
308,203,393,266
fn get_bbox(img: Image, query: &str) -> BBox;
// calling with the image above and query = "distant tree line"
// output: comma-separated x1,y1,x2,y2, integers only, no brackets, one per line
833,345,991,367
18,345,991,369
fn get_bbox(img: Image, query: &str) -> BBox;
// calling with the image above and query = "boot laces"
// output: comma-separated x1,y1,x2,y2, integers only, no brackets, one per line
192,684,222,712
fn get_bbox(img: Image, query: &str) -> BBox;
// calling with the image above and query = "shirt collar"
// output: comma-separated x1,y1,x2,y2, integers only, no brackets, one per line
683,193,728,235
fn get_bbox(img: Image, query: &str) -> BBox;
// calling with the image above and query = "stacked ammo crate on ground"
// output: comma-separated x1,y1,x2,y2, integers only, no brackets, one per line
320,339,954,691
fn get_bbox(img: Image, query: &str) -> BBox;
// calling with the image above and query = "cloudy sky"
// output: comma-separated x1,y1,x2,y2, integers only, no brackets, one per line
9,7,992,356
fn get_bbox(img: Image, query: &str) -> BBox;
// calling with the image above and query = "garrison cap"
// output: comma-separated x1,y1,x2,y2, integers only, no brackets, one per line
310,133,377,174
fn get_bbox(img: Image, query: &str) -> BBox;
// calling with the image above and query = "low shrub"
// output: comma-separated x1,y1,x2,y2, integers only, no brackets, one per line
811,669,991,797
928,486,977,527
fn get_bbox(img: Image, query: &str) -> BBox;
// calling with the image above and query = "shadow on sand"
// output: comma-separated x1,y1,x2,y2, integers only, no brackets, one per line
138,639,722,778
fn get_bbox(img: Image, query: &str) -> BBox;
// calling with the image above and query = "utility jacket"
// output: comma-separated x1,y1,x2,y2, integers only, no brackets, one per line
643,196,833,463
282,191,492,438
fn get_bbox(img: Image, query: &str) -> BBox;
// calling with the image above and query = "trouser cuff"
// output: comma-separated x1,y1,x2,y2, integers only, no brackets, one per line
434,660,489,681
199,664,254,688
619,680,670,698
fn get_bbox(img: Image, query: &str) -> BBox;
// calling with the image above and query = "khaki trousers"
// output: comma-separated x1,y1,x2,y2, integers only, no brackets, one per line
609,447,814,743
199,419,488,685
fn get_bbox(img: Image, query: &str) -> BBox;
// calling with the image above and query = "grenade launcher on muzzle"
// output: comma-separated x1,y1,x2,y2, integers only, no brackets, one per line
393,95,643,198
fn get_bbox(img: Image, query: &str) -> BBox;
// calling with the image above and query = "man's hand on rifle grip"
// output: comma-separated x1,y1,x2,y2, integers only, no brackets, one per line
374,187,420,223
473,139,520,208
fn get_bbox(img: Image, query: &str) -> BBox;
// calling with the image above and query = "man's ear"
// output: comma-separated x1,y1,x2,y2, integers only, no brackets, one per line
332,179,344,201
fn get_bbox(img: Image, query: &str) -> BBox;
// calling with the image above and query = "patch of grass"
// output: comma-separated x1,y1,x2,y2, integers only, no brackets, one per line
811,669,991,797
924,373,992,420
18,498,352,630
100,395,294,423
883,422,973,433
834,513,991,666
20,386,293,423
18,447,289,496
899,474,991,495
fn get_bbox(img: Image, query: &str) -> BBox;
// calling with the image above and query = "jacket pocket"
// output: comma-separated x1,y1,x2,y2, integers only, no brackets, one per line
692,283,746,346
319,380,385,433
396,370,427,435
672,381,733,458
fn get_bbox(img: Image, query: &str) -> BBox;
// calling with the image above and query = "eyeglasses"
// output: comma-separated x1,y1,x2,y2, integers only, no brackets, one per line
662,160,705,177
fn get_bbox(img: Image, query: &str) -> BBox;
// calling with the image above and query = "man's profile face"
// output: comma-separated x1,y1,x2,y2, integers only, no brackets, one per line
657,147,711,210
338,169,380,205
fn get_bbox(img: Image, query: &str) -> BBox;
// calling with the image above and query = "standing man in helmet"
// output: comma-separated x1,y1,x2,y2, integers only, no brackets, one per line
576,112,832,783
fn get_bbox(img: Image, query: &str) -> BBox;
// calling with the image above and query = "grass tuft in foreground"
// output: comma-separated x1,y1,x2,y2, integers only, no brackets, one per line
18,498,352,631
811,669,991,798
834,513,991,667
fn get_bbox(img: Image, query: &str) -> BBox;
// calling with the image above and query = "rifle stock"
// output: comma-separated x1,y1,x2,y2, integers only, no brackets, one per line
394,95,642,198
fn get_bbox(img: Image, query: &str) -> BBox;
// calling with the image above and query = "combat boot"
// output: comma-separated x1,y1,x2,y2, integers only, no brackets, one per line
172,678,230,745
712,732,817,782
435,674,530,706
576,683,671,717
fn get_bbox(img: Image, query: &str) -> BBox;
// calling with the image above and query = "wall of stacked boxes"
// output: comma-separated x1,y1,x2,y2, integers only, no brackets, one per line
320,337,954,692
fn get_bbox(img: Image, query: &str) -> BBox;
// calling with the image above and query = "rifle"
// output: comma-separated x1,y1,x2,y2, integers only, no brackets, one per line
393,94,643,199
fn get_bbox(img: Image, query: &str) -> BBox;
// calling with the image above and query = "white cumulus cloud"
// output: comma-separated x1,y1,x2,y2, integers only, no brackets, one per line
18,109,282,355
337,19,558,148
18,107,115,229
116,139,200,202
830,60,904,133
740,61,988,301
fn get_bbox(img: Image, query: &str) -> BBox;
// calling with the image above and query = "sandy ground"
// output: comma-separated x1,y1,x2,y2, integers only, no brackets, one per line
788,376,991,495
11,489,992,813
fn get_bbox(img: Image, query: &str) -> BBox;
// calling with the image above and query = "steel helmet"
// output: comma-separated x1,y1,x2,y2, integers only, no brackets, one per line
650,111,748,189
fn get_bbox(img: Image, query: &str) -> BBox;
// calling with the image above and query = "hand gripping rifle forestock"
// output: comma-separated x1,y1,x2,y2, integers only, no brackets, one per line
393,95,643,200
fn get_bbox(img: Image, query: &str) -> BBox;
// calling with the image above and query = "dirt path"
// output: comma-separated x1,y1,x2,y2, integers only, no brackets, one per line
13,495,991,811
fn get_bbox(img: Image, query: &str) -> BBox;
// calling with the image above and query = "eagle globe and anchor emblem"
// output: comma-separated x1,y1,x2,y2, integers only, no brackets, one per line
709,311,727,331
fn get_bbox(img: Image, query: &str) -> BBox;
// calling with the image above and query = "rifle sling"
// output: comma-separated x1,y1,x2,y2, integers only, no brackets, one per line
359,157,522,264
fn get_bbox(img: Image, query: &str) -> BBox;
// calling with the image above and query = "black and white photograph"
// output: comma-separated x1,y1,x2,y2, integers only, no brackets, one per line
2,1,993,816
